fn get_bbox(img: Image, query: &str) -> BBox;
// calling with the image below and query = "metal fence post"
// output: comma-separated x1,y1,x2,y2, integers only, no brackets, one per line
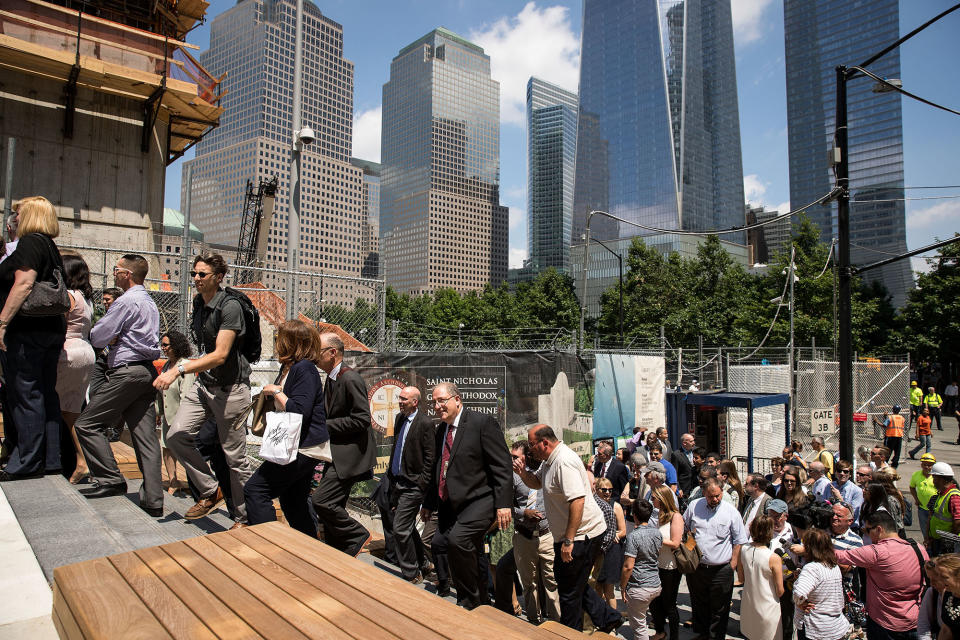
378,282,386,352
180,164,193,333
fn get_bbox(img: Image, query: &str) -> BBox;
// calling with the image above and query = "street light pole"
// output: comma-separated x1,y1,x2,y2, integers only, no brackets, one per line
286,0,304,320
836,64,854,464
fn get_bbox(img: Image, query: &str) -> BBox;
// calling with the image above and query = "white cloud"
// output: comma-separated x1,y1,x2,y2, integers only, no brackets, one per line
509,247,528,269
351,105,381,162
508,206,525,231
743,174,767,205
731,0,775,46
911,257,935,275
906,200,960,234
469,3,580,126
775,201,791,214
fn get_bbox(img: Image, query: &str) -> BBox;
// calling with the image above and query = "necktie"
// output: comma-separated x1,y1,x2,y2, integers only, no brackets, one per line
438,424,455,501
391,416,411,477
324,376,334,411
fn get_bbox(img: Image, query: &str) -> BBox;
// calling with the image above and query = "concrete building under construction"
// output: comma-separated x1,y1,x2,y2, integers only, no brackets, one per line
0,0,222,251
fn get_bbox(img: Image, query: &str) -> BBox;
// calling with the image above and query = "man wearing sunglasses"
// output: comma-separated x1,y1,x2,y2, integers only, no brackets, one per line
74,255,163,516
156,254,252,528
829,460,864,524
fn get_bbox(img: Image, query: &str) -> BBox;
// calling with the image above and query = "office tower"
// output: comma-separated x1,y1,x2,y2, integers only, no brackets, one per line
527,77,579,274
352,158,381,279
784,0,911,307
182,0,364,306
746,205,791,264
380,28,509,295
573,0,745,244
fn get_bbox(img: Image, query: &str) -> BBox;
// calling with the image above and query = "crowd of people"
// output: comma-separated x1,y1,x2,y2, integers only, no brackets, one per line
1,195,959,639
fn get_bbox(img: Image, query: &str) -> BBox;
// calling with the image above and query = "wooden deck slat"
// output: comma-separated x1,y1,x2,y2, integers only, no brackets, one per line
52,582,85,640
108,552,217,640
53,558,172,639
231,528,447,640
161,541,309,640
248,523,561,640
205,531,406,640
538,620,614,639
471,605,575,639
134,546,261,640
179,535,352,640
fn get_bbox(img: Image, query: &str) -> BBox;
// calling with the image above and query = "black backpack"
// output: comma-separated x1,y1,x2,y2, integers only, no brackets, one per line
191,287,262,363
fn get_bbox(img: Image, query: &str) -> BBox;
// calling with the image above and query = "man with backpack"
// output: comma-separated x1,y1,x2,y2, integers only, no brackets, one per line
155,254,257,529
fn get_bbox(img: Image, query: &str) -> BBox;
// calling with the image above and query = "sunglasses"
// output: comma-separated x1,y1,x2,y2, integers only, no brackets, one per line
190,270,213,279
160,342,171,348
598,488,613,493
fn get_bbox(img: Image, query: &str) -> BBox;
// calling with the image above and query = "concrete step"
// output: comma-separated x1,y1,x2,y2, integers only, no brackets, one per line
2,474,235,582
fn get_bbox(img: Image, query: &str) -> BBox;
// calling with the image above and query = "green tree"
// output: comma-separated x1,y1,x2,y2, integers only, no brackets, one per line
889,237,960,361
516,268,581,329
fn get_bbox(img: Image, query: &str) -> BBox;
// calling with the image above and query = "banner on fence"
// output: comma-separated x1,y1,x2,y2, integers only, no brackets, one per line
348,351,595,471
592,354,665,440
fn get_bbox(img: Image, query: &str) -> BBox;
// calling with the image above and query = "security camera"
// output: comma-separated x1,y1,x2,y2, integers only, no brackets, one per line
297,127,315,145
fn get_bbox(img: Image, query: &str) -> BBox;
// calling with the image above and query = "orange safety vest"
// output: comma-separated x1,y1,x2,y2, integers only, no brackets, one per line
886,414,905,438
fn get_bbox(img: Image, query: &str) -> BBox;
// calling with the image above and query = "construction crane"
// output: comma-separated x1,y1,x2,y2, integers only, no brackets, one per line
235,176,278,285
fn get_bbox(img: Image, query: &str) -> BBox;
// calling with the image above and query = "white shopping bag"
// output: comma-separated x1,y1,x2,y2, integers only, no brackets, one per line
259,411,302,465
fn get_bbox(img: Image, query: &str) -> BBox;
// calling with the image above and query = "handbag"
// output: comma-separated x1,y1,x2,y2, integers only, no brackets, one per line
20,236,70,317
233,370,282,435
259,411,303,465
674,531,701,574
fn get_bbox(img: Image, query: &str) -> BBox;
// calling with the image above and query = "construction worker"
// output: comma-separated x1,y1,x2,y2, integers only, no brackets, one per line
923,386,943,431
909,380,923,429
926,462,960,557
873,405,905,468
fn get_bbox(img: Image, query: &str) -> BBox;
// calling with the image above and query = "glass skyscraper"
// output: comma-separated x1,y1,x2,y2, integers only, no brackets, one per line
784,0,911,307
527,77,578,274
573,0,745,244
182,0,368,307
380,28,508,294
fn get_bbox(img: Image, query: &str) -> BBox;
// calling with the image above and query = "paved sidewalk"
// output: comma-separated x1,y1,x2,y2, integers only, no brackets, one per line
896,414,960,539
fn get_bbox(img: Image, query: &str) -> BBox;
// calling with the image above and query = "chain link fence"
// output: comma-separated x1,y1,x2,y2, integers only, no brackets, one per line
60,243,387,353
795,359,911,460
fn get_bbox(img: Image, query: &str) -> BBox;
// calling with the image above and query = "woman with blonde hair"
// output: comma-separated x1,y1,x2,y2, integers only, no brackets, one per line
933,554,960,639
595,476,627,610
649,485,683,640
0,196,68,481
243,320,329,535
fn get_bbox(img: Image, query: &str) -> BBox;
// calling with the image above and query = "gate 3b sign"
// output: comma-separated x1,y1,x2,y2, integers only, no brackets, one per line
811,408,835,436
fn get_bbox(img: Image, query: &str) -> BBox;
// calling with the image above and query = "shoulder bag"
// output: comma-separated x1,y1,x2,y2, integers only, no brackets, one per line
674,531,701,574
20,235,70,317
232,369,282,435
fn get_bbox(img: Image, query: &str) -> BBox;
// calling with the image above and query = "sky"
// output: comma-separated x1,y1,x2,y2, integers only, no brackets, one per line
164,0,960,276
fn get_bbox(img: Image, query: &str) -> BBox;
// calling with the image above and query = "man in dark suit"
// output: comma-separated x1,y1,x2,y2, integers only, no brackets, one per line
311,333,375,556
671,432,698,498
592,441,629,504
420,382,512,610
387,386,436,583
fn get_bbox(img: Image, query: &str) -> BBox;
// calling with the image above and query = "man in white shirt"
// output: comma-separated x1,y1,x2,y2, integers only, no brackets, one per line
515,424,623,634
742,474,771,529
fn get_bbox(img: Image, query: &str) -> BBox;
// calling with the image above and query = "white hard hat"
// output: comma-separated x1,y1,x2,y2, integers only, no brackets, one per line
931,462,954,477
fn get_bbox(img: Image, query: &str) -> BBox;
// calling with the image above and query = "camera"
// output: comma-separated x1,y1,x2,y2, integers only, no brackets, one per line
297,127,315,145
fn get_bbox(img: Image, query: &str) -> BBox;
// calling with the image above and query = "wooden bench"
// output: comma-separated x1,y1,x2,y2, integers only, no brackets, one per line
51,521,600,639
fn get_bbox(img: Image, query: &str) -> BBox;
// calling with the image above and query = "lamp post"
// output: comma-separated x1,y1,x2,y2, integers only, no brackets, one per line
591,236,623,348
286,0,305,320
834,1,960,463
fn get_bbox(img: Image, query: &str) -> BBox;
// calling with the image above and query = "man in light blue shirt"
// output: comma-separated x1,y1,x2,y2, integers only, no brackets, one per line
683,478,748,640
75,255,163,516
829,460,864,524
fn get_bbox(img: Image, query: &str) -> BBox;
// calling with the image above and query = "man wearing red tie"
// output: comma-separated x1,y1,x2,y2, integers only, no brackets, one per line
420,382,512,609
